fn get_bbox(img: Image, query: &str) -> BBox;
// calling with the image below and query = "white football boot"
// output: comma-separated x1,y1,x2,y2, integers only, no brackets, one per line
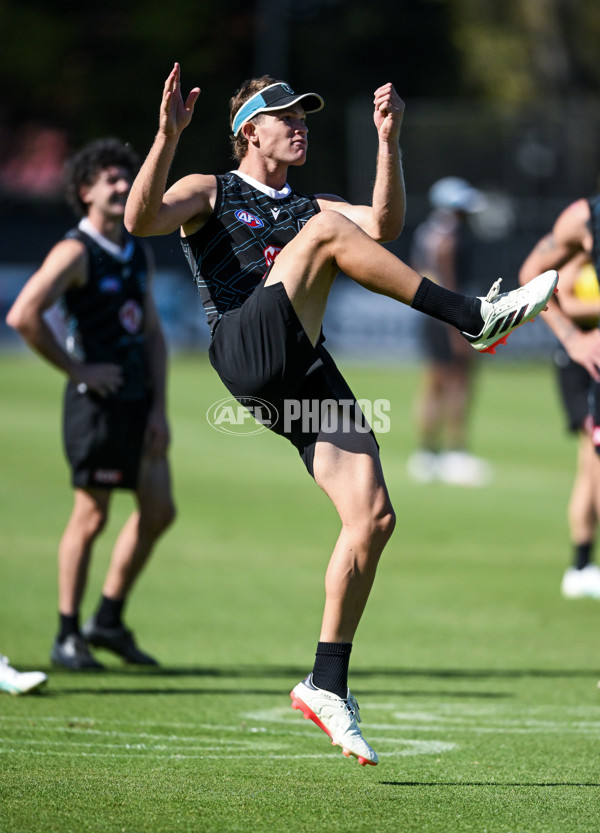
290,674,378,766
462,270,558,354
0,655,47,695
406,449,440,483
437,450,493,487
561,564,600,599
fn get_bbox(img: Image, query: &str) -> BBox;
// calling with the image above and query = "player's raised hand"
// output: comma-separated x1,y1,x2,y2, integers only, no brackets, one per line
160,62,201,137
372,82,404,143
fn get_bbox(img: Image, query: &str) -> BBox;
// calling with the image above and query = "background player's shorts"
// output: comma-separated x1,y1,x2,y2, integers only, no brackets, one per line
553,345,592,433
419,315,472,365
63,382,151,490
208,281,373,477
589,376,600,452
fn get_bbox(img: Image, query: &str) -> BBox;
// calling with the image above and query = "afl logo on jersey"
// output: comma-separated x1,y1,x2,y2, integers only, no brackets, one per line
264,245,282,267
119,300,143,334
235,209,264,229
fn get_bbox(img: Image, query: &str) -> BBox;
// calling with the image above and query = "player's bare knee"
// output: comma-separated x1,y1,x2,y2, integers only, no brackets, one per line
373,505,396,548
162,500,177,532
383,506,397,538
302,209,353,246
78,508,108,542
350,502,395,552
143,499,176,539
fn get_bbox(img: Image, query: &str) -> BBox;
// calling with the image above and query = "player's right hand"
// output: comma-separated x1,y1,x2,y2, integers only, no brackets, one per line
72,363,123,397
160,62,201,137
565,328,600,382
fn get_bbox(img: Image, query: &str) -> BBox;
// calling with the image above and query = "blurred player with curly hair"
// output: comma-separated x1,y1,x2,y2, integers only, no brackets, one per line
7,138,176,669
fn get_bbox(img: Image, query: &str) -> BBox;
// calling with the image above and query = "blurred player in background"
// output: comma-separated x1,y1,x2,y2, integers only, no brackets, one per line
125,63,556,765
520,194,600,598
6,138,176,669
407,177,492,487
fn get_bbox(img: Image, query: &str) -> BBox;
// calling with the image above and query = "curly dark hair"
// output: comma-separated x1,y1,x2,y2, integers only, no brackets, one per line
63,137,139,217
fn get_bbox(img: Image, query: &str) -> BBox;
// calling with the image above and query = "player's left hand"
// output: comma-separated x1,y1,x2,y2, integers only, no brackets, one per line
373,83,404,142
144,408,171,457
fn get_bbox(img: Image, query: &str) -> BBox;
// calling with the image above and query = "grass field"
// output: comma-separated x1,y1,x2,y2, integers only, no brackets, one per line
1,351,600,833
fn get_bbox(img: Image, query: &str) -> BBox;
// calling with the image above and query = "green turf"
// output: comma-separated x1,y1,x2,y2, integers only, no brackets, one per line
1,351,600,833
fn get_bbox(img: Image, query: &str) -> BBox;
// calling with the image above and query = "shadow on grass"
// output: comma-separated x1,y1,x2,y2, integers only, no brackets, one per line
49,687,514,698
33,663,598,697
39,664,600,679
381,781,600,788
163,666,598,680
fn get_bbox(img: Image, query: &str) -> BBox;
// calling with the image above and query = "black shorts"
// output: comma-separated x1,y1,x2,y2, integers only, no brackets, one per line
554,346,592,433
63,382,151,490
420,315,474,366
589,377,600,452
208,281,369,476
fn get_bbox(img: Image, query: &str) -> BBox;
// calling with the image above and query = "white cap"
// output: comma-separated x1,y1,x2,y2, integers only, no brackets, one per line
428,177,484,213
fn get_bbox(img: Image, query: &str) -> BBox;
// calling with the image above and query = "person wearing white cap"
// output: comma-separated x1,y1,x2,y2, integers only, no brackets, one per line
407,176,493,487
125,63,557,766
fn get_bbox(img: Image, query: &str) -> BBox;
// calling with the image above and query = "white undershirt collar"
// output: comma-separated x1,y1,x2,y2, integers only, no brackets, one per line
231,170,292,200
78,217,134,263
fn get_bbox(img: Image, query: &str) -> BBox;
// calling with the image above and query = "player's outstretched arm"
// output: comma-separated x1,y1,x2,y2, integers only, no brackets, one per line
370,82,406,240
125,62,201,237
317,83,406,242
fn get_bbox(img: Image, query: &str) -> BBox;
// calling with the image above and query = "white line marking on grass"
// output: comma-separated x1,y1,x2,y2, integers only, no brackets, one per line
244,707,457,757
0,747,338,761
3,700,598,764
0,744,456,761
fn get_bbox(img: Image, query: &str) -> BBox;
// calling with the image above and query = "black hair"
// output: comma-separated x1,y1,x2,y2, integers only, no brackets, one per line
63,137,139,217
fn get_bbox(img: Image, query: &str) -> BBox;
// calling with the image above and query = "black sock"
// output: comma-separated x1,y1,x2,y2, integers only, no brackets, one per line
58,613,79,643
412,277,483,334
95,595,125,628
312,642,352,699
575,542,593,571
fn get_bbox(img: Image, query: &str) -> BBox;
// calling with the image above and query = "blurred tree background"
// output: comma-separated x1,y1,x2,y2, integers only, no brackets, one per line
1,0,600,272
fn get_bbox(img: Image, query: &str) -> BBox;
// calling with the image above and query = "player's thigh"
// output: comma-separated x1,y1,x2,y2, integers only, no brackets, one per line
264,216,340,340
265,211,343,283
313,422,392,525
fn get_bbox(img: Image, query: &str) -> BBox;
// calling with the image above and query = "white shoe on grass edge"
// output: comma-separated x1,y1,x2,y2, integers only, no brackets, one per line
290,674,378,766
0,655,47,695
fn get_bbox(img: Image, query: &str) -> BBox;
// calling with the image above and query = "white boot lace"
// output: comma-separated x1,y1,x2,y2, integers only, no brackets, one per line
485,278,502,302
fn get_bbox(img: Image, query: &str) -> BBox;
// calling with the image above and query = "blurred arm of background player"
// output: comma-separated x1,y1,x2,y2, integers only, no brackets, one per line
519,197,600,381
5,240,123,397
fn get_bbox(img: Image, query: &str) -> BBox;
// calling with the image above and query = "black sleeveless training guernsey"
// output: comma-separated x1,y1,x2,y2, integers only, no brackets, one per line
60,225,151,402
181,171,320,333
